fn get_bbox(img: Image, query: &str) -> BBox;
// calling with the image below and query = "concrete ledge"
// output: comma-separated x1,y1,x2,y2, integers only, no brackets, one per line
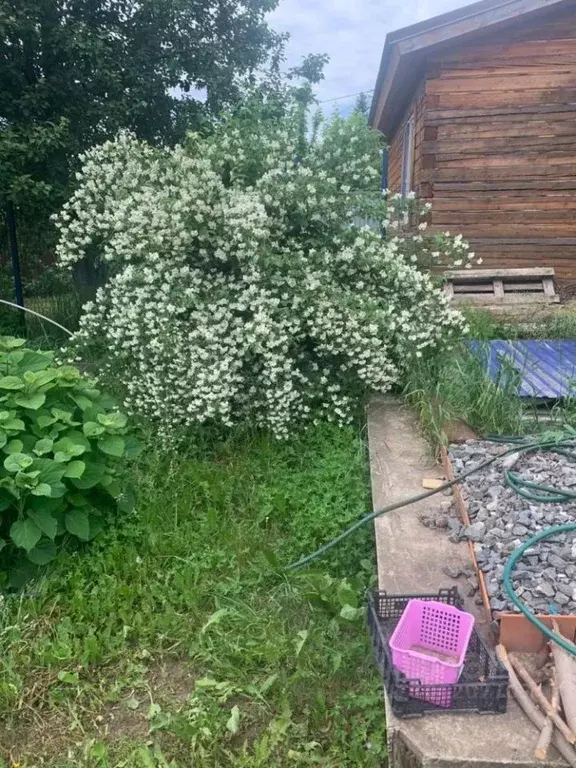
368,396,565,768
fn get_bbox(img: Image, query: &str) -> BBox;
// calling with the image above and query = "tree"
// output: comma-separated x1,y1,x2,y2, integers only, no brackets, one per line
353,92,370,118
53,101,474,438
0,0,284,275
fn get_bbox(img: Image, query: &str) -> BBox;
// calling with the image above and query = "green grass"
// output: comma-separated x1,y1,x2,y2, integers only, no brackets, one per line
403,343,526,445
403,307,576,445
0,423,385,767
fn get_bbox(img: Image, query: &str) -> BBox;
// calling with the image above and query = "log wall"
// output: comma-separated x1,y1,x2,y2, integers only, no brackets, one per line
389,6,576,280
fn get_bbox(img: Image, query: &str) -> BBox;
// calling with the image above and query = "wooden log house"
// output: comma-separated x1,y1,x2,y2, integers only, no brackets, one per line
369,0,576,282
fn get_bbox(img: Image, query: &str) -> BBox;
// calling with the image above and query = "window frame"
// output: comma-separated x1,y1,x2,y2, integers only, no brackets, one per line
400,116,415,197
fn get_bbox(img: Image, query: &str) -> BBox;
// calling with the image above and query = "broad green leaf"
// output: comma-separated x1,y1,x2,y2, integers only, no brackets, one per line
3,439,23,455
3,418,25,431
336,580,358,608
88,515,103,540
68,493,89,507
226,705,240,735
0,477,18,498
31,482,54,497
32,458,66,485
71,462,105,489
51,408,76,424
63,460,86,479
72,395,93,411
15,470,40,489
97,412,128,430
27,495,62,514
83,421,105,438
0,432,8,450
19,349,53,371
98,435,125,457
103,478,121,496
0,376,24,390
0,336,26,350
27,538,57,565
49,481,67,498
0,538,6,551
65,509,90,541
28,509,58,538
124,435,144,459
0,495,12,511
15,393,46,410
36,414,57,429
10,518,41,551
33,438,53,456
339,604,364,621
53,436,88,457
4,453,33,473
34,369,58,387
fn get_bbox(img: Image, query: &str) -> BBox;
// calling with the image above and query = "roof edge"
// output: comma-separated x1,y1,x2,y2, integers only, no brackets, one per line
369,0,572,132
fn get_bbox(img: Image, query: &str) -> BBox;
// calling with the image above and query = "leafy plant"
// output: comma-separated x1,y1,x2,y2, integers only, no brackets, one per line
0,336,141,581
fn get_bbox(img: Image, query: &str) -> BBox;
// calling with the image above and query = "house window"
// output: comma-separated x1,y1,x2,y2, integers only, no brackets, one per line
400,116,415,196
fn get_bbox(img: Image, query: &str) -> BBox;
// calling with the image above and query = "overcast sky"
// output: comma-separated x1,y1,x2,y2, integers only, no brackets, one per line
268,0,471,111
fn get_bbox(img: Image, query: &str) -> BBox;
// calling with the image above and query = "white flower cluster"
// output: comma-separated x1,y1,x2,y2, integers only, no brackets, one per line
54,111,471,438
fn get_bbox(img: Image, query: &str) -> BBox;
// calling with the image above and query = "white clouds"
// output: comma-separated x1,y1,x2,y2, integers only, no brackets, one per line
268,0,469,109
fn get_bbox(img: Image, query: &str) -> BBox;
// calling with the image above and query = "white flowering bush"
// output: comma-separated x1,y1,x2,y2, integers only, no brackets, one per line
54,103,474,438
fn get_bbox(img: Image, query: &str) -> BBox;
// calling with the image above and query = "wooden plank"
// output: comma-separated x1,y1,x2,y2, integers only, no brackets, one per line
428,72,576,93
543,277,556,296
426,104,576,124
493,278,504,298
437,89,576,109
437,121,576,139
431,197,576,210
438,64,576,79
453,283,495,293
450,294,559,305
503,282,547,291
423,164,576,182
431,211,576,224
444,267,555,278
434,180,576,192
426,135,576,154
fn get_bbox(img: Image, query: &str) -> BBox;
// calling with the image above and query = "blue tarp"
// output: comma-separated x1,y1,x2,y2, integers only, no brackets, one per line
466,340,576,399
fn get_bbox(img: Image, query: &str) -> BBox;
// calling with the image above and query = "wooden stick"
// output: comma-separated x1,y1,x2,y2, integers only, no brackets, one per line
497,645,576,768
551,620,576,735
510,653,576,744
535,674,559,761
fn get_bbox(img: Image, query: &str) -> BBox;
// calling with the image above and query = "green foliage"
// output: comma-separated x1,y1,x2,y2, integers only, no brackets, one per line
0,0,283,204
0,336,141,580
0,424,384,765
403,343,526,444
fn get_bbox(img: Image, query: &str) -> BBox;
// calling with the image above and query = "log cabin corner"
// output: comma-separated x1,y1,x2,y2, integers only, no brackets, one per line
370,0,576,283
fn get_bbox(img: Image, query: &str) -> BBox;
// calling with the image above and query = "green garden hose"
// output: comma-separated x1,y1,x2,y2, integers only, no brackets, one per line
503,524,576,656
289,432,576,657
287,436,576,569
506,471,576,503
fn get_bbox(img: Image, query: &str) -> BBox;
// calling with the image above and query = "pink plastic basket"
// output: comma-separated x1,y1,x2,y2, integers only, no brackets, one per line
389,599,475,707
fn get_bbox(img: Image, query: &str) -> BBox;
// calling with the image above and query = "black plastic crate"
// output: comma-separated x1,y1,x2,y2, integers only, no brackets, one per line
368,588,508,718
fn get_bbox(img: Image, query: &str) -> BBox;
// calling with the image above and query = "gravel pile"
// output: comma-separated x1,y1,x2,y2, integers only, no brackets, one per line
430,441,576,615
